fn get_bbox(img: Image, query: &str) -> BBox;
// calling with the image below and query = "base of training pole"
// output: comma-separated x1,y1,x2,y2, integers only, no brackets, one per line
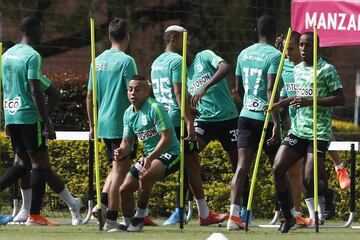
82,200,94,224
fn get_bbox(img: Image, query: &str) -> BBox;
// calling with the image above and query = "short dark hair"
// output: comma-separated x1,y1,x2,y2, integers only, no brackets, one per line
131,74,147,81
257,15,276,37
301,31,320,47
163,31,182,44
20,16,41,36
109,18,128,42
275,31,301,52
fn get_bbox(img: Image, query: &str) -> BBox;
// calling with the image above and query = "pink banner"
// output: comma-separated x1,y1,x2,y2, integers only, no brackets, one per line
291,0,360,47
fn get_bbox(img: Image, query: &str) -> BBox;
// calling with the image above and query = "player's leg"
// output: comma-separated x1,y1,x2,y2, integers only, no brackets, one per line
104,156,131,231
288,158,305,216
119,173,139,232
227,117,255,230
13,167,32,223
329,150,350,190
272,133,307,233
125,156,167,232
303,141,328,225
191,123,228,226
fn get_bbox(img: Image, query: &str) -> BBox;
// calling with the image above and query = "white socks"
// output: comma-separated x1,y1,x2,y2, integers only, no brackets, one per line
195,198,209,219
230,204,240,217
20,188,32,212
305,197,324,219
58,187,77,209
290,207,297,218
134,207,147,218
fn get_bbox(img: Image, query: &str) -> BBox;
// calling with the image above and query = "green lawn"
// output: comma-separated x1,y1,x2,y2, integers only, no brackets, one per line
1,219,360,240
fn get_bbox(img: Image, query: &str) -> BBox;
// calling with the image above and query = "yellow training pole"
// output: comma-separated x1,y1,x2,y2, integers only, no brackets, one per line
245,27,292,231
90,17,102,230
313,26,319,233
179,31,187,231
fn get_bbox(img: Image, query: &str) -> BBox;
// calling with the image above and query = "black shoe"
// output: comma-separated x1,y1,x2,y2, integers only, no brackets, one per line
278,217,295,233
127,217,144,232
324,188,336,220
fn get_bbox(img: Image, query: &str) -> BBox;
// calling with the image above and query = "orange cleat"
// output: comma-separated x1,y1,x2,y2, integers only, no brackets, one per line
25,214,59,226
144,215,158,226
336,168,351,190
226,215,244,230
294,215,307,227
199,211,228,226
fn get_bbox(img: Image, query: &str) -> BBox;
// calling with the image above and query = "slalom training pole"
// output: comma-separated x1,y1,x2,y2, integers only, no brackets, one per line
90,17,103,231
313,26,319,233
179,31,188,231
245,27,292,231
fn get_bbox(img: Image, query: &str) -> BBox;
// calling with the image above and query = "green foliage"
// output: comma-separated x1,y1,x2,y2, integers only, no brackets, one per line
0,133,359,221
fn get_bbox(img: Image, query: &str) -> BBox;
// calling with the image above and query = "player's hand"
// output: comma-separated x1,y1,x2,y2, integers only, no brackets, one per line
139,157,151,180
186,123,197,141
89,127,94,140
263,102,281,113
191,88,206,107
113,147,124,162
43,123,56,140
267,123,280,146
290,97,312,108
4,125,10,138
189,105,200,118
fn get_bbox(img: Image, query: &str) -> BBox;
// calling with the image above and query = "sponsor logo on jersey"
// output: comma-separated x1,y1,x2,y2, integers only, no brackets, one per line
96,64,106,71
196,63,203,72
152,65,167,71
4,97,21,115
136,127,157,141
141,115,148,126
284,83,296,92
296,88,314,97
188,73,211,95
243,53,263,62
244,98,262,111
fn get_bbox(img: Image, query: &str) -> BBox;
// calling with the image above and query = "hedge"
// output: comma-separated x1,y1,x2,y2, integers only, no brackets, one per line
1,133,359,220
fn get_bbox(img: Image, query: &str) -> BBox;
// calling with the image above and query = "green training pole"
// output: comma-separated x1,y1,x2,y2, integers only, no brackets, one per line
245,27,292,232
90,17,102,231
179,31,187,231
313,26,319,233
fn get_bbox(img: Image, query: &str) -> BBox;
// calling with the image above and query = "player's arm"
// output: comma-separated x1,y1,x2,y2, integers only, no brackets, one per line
44,83,61,115
235,75,244,100
86,90,94,139
266,73,280,145
114,137,134,162
191,61,229,106
29,80,55,139
290,88,345,107
173,83,196,141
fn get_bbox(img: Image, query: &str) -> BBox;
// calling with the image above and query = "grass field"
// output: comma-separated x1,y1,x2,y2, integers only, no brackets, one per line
1,219,360,240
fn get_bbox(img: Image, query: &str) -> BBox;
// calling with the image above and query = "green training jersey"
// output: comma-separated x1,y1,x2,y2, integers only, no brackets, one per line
290,58,343,141
88,49,137,139
151,52,182,127
235,43,281,121
123,98,179,156
2,44,48,124
280,59,297,126
187,50,238,122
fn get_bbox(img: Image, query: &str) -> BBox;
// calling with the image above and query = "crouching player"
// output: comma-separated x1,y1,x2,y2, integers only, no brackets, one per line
112,75,180,232
272,32,345,233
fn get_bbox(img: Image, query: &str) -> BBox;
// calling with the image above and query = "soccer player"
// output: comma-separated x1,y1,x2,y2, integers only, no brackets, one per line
114,75,180,232
273,32,350,224
231,15,281,230
0,16,81,226
150,25,227,226
86,18,156,230
272,32,345,233
186,48,253,227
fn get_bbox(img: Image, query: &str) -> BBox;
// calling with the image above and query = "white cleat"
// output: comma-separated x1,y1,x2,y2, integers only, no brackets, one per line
70,198,82,225
127,218,144,232
104,219,127,232
13,209,29,223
